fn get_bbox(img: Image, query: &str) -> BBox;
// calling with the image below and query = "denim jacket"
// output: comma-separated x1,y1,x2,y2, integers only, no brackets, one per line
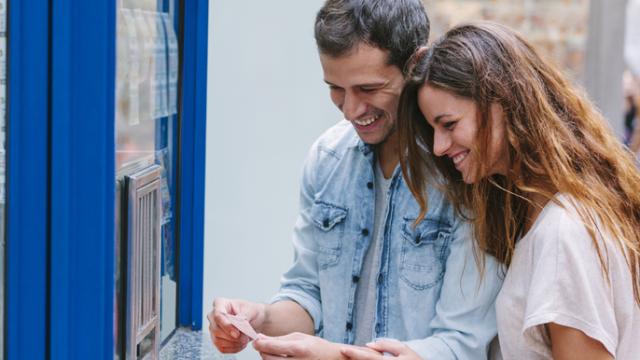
272,121,503,359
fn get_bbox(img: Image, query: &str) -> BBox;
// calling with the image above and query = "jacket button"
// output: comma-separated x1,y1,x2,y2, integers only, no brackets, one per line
323,219,330,228
414,236,421,244
367,181,373,189
352,275,360,283
377,274,383,284
375,323,380,333
361,228,370,236
346,322,353,331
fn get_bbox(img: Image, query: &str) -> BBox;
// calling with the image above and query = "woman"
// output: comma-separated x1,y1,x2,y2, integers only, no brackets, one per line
342,22,640,359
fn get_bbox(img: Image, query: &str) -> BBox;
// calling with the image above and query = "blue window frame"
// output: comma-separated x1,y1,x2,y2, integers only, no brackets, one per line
6,0,49,358
48,0,115,358
6,0,208,357
178,0,208,330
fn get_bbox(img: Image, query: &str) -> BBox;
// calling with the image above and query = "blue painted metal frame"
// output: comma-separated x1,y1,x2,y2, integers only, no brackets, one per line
6,0,49,358
49,0,115,358
7,0,205,355
178,0,208,330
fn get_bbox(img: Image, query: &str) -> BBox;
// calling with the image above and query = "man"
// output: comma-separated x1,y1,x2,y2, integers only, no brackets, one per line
208,1,502,358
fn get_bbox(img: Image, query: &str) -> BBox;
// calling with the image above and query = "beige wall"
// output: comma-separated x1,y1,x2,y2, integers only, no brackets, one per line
424,0,627,137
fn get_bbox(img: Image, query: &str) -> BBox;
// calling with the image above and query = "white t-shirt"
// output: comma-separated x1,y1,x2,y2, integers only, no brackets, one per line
496,194,640,359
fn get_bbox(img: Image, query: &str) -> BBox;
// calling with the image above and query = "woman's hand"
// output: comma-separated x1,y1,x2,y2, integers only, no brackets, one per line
253,332,347,360
207,298,266,353
341,339,421,360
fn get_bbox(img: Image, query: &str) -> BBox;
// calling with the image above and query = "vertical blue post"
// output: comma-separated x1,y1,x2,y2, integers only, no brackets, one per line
6,0,49,359
49,0,115,359
178,0,208,330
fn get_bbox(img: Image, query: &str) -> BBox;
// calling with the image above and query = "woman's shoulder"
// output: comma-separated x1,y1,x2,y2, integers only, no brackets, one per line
524,194,600,254
529,194,583,231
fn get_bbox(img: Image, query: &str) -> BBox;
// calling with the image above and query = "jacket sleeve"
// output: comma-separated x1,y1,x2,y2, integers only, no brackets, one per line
405,219,504,360
270,141,324,334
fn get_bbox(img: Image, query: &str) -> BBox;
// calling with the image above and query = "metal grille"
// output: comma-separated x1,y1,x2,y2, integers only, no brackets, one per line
125,165,161,360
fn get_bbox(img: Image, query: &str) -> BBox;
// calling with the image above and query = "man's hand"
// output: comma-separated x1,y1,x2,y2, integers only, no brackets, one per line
207,298,267,354
253,332,380,360
341,339,421,360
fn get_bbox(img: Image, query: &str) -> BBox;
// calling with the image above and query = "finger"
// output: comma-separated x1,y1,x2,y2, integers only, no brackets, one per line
213,338,242,353
217,345,242,354
253,338,302,357
215,329,250,344
259,353,289,360
211,328,237,342
214,336,249,348
341,347,383,360
213,298,234,314
366,339,407,356
215,336,251,353
207,311,216,340
213,310,242,339
207,311,219,332
207,312,232,347
217,344,246,354
228,301,241,316
237,334,250,344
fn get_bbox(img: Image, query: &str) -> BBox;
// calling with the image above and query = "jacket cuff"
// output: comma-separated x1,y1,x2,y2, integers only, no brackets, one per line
405,336,457,360
270,289,323,334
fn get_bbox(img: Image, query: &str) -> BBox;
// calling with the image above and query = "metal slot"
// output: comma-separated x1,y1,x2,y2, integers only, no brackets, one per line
124,165,162,360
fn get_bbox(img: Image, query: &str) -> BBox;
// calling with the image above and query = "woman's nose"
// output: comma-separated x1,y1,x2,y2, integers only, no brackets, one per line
432,130,451,157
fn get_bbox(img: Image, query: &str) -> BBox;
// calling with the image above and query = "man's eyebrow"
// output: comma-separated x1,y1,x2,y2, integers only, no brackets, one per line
358,80,389,88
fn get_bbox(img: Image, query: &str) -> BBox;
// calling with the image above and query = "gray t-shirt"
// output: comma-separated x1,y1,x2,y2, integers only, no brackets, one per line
496,194,640,359
353,162,393,345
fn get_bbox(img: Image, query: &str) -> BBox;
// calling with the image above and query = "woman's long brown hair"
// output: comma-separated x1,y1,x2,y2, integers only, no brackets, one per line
398,22,640,305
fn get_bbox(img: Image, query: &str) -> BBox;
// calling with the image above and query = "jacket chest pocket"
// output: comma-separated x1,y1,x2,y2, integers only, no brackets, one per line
400,217,451,290
310,201,348,269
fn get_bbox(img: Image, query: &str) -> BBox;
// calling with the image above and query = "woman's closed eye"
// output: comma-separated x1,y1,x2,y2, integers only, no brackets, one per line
442,120,457,130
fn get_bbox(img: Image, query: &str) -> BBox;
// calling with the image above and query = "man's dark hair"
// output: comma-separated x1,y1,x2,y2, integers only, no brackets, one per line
315,0,430,75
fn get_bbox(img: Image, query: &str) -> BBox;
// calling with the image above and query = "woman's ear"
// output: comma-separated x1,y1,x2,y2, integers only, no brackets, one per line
405,46,429,78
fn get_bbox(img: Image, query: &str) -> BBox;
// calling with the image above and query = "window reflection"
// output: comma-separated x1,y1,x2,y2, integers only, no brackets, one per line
115,0,180,358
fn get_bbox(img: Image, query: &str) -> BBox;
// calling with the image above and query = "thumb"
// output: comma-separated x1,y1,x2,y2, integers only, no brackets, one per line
366,339,407,356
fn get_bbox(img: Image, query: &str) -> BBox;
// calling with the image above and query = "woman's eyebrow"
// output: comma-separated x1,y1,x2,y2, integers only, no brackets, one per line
433,113,453,124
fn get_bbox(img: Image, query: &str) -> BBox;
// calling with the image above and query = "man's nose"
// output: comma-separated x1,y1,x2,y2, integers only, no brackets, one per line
432,130,451,157
342,92,367,121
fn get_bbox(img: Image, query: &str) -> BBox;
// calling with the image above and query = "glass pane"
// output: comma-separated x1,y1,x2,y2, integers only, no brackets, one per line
625,0,640,150
425,0,590,82
114,0,180,358
0,0,6,357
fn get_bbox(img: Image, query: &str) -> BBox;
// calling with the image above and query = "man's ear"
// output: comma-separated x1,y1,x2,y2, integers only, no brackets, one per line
404,46,429,78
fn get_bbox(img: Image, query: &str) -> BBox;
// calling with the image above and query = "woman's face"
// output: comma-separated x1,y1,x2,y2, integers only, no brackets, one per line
417,84,508,184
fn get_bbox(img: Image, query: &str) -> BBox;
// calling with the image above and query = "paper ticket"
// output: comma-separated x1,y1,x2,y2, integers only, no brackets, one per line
222,313,259,340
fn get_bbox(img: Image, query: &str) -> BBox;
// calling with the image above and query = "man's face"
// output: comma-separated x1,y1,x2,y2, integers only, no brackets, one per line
320,44,405,145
